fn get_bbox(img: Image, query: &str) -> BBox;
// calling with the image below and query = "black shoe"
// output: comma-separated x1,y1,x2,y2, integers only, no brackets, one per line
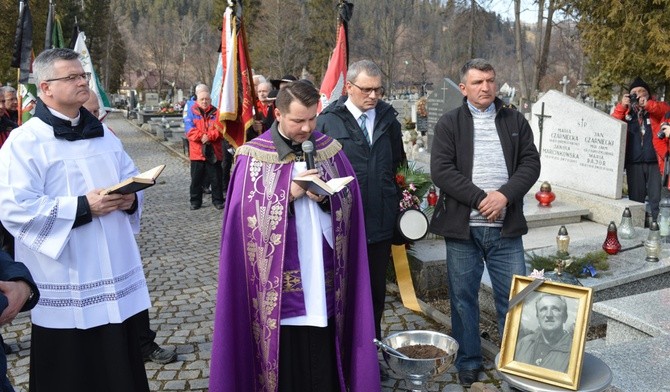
214,203,224,210
144,347,177,364
458,368,480,387
190,204,201,210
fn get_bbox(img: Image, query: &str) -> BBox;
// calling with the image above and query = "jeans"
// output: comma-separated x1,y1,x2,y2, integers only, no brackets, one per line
445,226,526,371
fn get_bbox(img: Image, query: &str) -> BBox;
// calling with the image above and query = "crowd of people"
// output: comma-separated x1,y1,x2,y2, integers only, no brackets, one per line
0,43,667,392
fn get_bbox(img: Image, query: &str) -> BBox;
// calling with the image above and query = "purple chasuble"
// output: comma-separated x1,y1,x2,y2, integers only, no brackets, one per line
209,130,380,392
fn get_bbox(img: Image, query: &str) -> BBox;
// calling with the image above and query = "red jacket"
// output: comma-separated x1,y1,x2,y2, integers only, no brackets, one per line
612,99,670,174
187,104,224,161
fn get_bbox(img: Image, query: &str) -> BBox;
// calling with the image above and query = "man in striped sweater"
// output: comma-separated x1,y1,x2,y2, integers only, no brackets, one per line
429,58,540,387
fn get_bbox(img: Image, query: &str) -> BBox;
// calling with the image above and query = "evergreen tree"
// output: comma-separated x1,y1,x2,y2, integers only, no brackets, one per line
570,0,670,99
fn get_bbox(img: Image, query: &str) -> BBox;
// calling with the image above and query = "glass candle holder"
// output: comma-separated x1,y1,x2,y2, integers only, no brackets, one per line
618,207,636,240
602,221,621,255
645,221,662,262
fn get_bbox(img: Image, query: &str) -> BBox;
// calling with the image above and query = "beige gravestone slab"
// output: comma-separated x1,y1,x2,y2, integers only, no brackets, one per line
531,90,627,199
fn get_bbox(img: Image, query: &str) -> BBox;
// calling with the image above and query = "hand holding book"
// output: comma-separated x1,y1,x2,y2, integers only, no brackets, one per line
292,175,354,196
101,165,166,195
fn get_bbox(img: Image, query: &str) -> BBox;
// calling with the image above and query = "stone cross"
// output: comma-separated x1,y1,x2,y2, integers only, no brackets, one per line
559,75,570,94
533,102,552,158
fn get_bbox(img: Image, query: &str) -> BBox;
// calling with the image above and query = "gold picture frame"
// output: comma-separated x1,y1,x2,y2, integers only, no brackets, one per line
497,275,593,390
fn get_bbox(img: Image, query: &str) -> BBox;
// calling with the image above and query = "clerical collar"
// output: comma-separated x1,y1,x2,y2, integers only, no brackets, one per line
271,122,312,161
276,124,293,144
34,98,104,141
277,125,303,152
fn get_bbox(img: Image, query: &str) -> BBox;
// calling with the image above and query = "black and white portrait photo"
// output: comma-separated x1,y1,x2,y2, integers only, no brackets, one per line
513,292,578,372
498,276,594,390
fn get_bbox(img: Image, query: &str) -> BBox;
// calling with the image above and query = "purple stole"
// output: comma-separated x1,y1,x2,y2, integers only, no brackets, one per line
281,219,335,319
209,131,380,392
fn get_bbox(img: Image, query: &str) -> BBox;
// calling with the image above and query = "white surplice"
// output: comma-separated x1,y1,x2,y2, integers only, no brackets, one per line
0,116,150,329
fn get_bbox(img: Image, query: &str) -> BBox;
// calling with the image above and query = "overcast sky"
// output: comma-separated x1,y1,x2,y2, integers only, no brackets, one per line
487,0,539,24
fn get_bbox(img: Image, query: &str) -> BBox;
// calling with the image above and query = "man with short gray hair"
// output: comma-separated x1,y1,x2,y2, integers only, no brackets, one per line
0,88,17,146
1,87,18,124
317,60,405,346
0,47,151,391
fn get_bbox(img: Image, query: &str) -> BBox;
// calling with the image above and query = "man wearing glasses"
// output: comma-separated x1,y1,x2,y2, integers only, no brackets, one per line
316,60,405,350
1,87,19,125
0,88,18,147
0,48,151,391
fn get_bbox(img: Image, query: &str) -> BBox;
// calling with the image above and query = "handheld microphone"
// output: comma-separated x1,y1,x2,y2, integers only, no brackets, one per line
658,112,670,140
301,140,315,170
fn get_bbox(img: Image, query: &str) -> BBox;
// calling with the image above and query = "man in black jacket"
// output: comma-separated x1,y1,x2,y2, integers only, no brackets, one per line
316,60,405,342
429,58,540,387
0,249,39,392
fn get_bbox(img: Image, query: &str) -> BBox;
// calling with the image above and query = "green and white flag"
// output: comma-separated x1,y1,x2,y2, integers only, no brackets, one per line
74,31,110,119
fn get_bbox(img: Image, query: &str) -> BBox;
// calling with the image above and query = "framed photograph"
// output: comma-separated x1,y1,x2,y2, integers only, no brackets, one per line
497,275,593,390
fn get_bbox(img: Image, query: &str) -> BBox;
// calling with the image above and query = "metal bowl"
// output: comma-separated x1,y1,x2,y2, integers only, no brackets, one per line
382,330,458,388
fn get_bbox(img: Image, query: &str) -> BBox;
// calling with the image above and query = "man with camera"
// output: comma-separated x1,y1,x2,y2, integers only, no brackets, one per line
612,77,669,224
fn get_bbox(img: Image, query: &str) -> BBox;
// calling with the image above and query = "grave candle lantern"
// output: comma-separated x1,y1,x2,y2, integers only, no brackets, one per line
659,197,670,238
618,207,636,239
535,181,556,207
602,221,621,255
426,186,438,207
556,225,570,257
644,221,662,262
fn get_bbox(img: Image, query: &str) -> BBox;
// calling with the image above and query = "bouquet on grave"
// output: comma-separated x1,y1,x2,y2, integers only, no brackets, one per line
395,162,432,212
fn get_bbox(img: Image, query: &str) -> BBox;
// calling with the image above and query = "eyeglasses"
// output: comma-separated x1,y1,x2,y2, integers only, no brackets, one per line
350,82,384,96
45,72,92,83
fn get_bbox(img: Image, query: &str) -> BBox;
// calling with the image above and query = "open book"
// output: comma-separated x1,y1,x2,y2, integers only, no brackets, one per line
293,175,354,196
103,164,166,195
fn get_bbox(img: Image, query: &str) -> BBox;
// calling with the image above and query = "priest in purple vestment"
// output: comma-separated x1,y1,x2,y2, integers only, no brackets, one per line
209,80,380,392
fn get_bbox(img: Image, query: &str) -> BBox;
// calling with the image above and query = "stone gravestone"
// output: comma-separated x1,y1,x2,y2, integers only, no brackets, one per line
426,78,462,151
531,90,626,199
389,99,413,124
144,92,160,111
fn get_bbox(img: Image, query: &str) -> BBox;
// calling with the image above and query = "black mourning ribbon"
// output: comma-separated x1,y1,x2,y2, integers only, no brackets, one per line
34,98,104,141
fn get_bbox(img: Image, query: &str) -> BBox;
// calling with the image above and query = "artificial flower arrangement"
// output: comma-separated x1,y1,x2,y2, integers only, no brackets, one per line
395,162,432,212
158,100,178,114
416,96,428,117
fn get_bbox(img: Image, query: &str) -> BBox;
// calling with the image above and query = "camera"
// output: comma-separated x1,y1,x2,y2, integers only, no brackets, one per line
659,122,670,139
629,93,639,106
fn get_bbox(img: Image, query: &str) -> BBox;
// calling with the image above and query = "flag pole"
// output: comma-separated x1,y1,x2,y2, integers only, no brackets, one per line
45,0,54,50
232,0,258,116
338,0,350,66
16,0,25,125
15,0,24,89
317,0,352,112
